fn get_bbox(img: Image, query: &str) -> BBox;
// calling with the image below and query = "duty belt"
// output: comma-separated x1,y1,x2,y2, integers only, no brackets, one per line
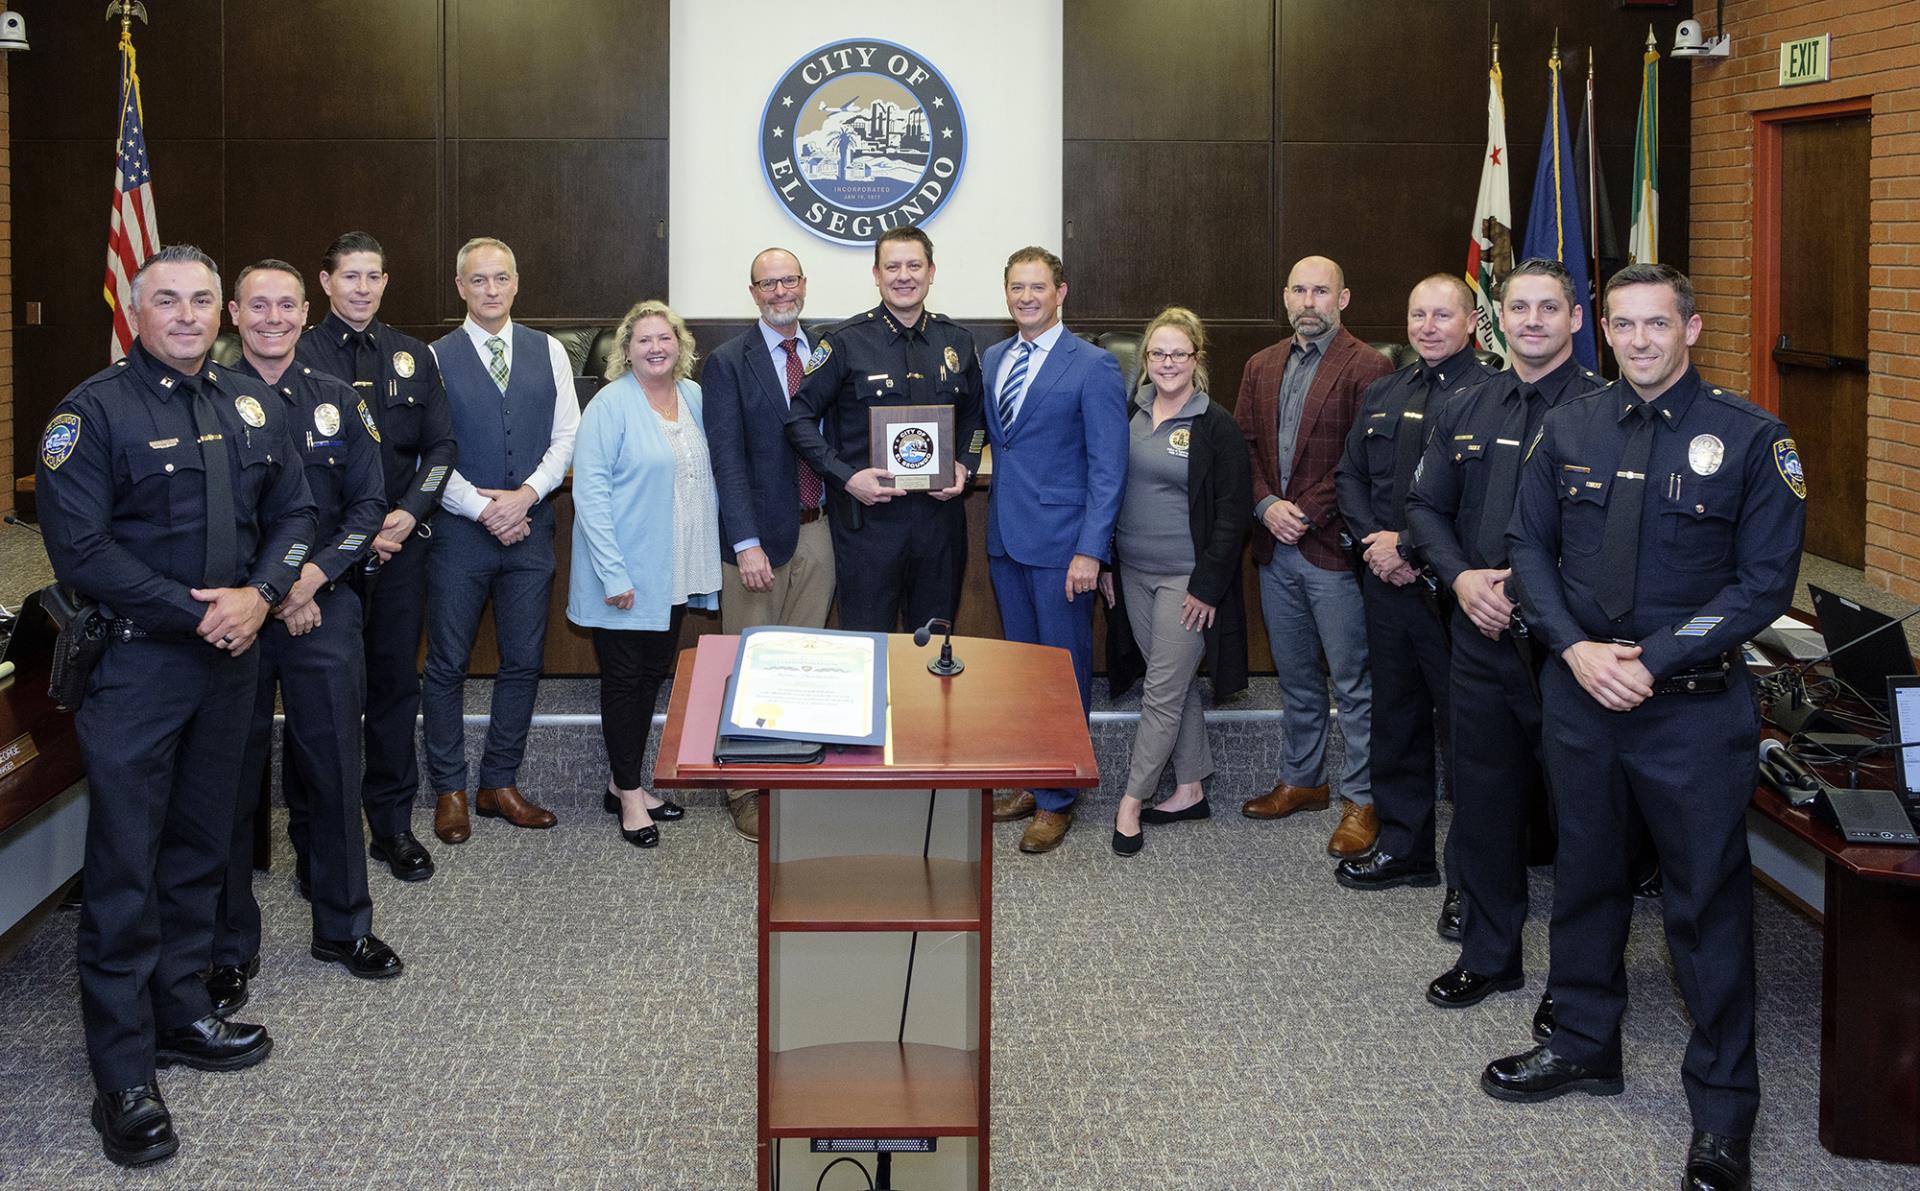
106,618,150,644
1652,651,1737,697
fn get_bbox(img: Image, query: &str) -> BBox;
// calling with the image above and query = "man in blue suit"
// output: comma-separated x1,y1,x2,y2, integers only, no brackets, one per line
704,247,835,841
983,247,1129,853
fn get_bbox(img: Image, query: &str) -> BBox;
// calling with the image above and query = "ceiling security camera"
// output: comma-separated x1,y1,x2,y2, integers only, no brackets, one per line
0,11,28,52
1672,17,1731,59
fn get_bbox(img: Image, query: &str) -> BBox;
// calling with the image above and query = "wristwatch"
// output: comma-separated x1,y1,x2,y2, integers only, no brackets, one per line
252,581,282,609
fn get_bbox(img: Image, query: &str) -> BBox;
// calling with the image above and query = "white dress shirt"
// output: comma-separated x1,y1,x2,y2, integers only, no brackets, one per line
434,316,582,521
992,319,1066,425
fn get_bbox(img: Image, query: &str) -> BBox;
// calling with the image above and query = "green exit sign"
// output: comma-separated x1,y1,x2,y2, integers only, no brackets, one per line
1779,34,1831,86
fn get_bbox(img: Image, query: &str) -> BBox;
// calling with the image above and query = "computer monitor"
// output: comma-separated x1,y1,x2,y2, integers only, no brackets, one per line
1887,676,1920,807
1809,585,1917,712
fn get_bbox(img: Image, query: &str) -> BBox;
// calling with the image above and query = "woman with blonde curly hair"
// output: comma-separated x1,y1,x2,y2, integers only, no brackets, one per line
567,299,719,848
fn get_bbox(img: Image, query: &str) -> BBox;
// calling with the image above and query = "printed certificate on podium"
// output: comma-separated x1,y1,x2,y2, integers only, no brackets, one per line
719,627,888,747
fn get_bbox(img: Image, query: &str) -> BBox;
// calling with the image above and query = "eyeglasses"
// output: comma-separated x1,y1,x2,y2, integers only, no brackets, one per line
752,275,805,294
1146,349,1195,364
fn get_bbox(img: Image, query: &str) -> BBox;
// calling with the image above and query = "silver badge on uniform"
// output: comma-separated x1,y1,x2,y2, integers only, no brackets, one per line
1688,433,1724,477
393,351,416,379
235,395,267,428
314,403,342,437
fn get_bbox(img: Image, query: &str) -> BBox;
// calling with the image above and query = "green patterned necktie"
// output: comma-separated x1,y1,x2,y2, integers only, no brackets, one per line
486,335,509,392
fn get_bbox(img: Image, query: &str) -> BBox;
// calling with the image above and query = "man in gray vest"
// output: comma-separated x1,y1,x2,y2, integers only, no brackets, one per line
422,237,580,844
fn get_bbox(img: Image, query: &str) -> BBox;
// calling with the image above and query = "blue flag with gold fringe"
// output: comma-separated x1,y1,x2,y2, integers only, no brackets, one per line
1520,45,1598,370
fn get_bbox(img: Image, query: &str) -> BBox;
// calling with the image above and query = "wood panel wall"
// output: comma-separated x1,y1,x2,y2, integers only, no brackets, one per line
9,1,1692,673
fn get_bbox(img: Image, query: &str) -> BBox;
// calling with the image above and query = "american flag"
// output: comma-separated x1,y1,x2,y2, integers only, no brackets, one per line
103,36,159,361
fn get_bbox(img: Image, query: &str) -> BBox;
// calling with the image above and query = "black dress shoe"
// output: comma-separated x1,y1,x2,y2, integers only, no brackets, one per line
91,1085,177,1167
1140,798,1211,825
1436,888,1463,942
623,823,659,848
1111,827,1144,856
1426,963,1525,1008
1636,864,1665,899
155,1015,273,1071
368,831,435,882
1685,1130,1751,1191
605,789,683,821
205,955,260,1019
1336,850,1441,890
1480,1044,1623,1102
311,933,405,979
1532,991,1555,1043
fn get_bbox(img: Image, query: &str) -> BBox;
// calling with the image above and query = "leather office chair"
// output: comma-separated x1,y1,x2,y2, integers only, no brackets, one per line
1087,330,1145,393
211,331,244,368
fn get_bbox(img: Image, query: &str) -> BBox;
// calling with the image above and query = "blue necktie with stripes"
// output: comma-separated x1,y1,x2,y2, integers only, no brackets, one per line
997,340,1034,429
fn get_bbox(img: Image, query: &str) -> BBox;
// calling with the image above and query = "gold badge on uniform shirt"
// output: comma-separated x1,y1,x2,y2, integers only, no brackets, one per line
393,350,416,379
235,395,267,428
314,403,342,437
943,345,960,374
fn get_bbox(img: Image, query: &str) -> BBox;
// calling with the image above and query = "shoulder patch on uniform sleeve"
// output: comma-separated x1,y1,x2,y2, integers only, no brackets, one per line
357,398,382,444
804,339,832,375
41,413,82,471
1773,438,1806,500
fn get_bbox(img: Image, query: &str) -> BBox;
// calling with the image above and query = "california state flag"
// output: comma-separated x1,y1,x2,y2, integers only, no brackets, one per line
1466,55,1513,363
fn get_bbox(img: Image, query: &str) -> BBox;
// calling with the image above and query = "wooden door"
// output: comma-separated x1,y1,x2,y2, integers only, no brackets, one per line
1774,115,1871,567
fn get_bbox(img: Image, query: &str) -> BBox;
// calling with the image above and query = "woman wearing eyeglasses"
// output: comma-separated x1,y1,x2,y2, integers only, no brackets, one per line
1105,306,1252,856
567,299,720,849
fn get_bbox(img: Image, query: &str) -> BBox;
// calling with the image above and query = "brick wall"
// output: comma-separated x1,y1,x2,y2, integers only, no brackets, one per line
1689,0,1920,598
1,42,11,520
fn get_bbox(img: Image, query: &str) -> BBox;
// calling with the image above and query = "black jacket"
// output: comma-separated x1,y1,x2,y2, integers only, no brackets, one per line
1107,396,1251,701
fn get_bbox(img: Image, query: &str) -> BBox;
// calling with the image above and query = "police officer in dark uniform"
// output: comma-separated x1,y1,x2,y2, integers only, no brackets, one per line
295,231,456,882
1405,259,1604,1025
786,225,985,631
1492,264,1802,1191
1333,275,1497,927
210,261,402,1019
35,245,316,1168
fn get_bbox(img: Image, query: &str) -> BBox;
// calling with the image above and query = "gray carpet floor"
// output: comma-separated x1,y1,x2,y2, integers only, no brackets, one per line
0,729,1914,1189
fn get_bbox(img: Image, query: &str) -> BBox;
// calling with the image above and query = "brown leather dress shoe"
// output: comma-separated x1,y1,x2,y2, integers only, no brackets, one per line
1241,782,1330,819
992,789,1036,822
1018,809,1072,853
1327,802,1380,858
476,785,557,829
433,790,471,844
728,791,762,843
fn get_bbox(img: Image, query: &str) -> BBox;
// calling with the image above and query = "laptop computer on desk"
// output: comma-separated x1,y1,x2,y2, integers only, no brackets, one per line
1808,585,1918,716
1884,676,1920,834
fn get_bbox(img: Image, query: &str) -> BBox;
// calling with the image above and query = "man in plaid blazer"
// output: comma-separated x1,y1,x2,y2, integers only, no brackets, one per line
1234,256,1394,858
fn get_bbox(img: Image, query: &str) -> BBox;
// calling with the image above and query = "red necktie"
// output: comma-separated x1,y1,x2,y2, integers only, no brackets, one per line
782,338,824,509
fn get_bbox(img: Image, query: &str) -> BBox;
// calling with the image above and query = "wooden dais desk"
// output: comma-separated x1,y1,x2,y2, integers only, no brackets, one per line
654,634,1099,1189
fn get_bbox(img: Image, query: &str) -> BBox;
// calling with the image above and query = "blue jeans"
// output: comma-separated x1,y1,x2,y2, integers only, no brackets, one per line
1256,545,1372,805
421,509,555,794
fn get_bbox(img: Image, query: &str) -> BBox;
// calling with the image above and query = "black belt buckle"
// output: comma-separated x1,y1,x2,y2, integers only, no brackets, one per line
1652,653,1732,697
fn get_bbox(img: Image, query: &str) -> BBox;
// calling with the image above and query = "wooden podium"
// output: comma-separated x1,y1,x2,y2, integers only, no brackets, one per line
654,633,1099,1189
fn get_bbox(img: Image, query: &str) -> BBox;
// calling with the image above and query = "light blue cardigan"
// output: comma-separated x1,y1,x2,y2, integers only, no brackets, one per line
566,374,721,631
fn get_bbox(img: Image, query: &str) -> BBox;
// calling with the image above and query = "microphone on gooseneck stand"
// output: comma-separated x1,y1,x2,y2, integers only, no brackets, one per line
1759,602,1920,731
3,513,42,536
913,617,964,677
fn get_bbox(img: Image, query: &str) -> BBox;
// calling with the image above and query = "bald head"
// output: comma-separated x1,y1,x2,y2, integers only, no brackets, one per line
1283,255,1350,339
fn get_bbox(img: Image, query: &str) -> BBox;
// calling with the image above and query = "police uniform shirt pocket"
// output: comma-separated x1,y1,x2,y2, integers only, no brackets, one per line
1451,433,1488,465
381,384,425,446
1659,478,1738,571
127,440,204,524
1557,465,1609,556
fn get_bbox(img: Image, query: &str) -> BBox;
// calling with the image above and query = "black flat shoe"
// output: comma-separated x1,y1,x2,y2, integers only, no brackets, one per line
368,831,435,882
1426,963,1525,1008
1636,864,1665,899
622,823,659,848
1532,991,1555,1044
606,789,684,821
1111,827,1143,856
1336,850,1441,890
91,1085,177,1167
1685,1130,1751,1191
1140,798,1210,825
1480,1044,1623,1102
1436,888,1464,942
205,955,260,1019
311,933,405,980
155,1014,272,1071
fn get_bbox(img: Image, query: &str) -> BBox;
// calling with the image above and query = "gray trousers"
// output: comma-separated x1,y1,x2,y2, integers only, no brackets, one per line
1256,545,1372,805
1121,569,1214,801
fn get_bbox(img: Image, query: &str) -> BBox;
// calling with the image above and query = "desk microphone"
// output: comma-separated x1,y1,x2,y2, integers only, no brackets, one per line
1758,738,1824,806
912,617,964,677
2,513,42,536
